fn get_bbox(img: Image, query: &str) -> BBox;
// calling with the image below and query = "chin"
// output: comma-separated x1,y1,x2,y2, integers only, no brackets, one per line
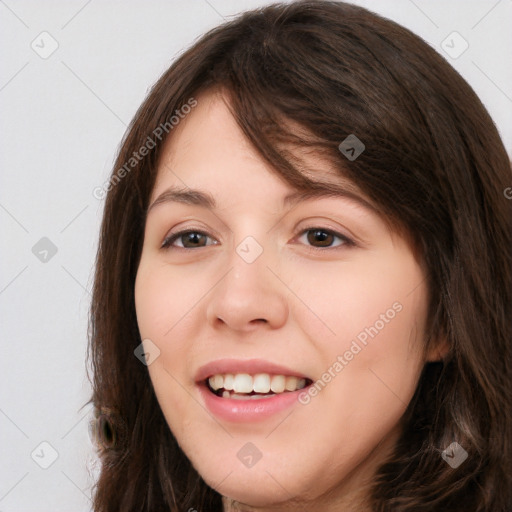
205,470,294,507
190,446,324,508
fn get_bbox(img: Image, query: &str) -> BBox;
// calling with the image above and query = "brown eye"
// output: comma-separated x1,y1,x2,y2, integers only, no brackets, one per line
307,229,335,247
161,230,217,249
299,228,353,249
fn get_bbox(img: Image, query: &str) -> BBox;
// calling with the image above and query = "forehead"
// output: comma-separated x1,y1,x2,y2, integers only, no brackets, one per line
151,89,370,208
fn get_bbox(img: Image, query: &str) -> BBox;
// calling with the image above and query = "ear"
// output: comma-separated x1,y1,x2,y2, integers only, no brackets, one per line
425,336,450,362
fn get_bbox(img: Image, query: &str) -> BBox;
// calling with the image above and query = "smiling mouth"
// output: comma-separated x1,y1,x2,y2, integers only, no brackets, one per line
206,372,312,400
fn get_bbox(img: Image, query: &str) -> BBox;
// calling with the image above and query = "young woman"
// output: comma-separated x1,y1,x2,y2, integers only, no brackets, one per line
88,1,512,510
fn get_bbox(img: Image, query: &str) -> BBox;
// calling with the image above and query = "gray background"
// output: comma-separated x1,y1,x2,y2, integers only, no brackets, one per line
1,1,511,510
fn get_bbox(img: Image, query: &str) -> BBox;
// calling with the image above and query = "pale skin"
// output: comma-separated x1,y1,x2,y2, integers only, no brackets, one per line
134,90,444,511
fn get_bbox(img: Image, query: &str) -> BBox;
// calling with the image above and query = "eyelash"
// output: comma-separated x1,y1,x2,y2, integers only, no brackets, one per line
161,226,355,251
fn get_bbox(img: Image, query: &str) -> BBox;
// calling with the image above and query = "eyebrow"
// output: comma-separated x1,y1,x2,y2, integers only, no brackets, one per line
282,185,375,211
147,187,216,213
146,182,375,215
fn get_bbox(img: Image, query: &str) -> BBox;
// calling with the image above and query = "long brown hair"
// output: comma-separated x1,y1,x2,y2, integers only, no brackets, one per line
87,1,512,510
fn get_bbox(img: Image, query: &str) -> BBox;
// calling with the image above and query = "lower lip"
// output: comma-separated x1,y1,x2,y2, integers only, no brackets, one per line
198,384,306,423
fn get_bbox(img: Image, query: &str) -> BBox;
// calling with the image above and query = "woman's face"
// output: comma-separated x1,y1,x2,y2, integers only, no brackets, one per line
135,90,433,509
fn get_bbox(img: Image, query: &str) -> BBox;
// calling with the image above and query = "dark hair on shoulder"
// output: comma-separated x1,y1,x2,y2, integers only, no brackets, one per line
87,1,512,510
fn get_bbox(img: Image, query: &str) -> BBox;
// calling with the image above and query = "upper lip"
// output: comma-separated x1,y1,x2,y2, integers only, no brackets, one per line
195,358,311,383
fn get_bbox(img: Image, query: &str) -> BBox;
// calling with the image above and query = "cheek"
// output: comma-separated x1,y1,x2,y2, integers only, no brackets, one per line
290,247,428,364
134,261,214,435
135,258,215,348
291,250,428,440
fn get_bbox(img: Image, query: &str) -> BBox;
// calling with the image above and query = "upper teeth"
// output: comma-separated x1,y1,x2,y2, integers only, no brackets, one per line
208,373,307,394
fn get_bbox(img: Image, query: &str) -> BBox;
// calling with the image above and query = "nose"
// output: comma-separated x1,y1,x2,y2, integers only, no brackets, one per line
206,242,289,333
